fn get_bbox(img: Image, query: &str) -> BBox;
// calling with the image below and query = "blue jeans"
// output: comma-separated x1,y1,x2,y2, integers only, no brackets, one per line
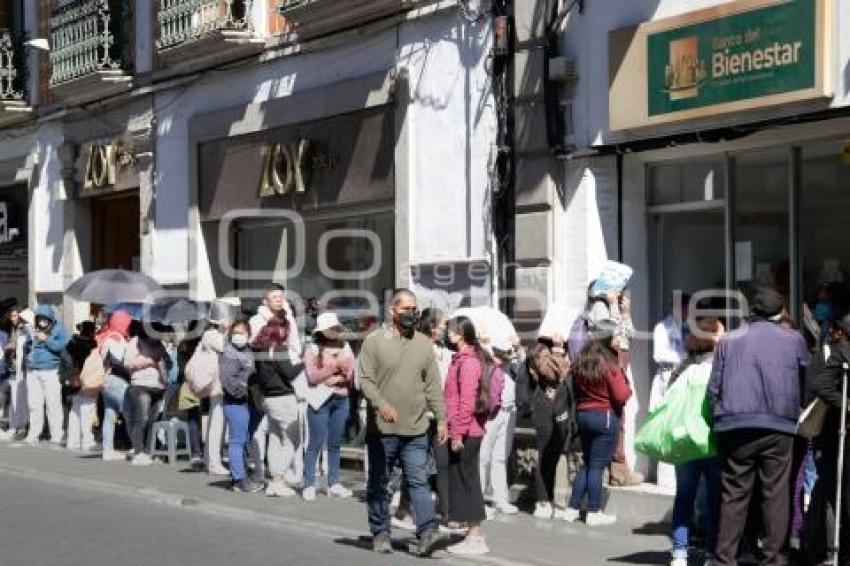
223,400,261,482
672,458,721,558
304,395,350,488
102,375,128,453
569,410,619,512
367,433,435,539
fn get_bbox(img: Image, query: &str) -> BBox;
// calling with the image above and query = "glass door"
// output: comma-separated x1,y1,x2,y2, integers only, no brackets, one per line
734,150,791,302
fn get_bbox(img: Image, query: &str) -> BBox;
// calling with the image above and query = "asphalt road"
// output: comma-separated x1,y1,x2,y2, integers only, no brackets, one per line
0,443,672,566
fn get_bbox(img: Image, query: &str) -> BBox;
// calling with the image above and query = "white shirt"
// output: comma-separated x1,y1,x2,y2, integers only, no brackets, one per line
653,314,686,368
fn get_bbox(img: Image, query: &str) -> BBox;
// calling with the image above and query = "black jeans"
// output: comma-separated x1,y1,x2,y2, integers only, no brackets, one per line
534,401,565,503
715,429,794,566
125,386,164,454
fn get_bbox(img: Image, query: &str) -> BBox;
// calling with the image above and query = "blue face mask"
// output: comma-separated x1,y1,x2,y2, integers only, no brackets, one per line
814,302,834,324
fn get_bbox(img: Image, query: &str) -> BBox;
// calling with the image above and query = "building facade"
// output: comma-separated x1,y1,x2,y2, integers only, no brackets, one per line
0,0,501,328
543,0,850,474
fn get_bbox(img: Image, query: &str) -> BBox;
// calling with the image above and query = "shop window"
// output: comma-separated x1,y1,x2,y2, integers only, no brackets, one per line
234,210,395,332
648,160,725,206
801,142,850,319
735,150,790,299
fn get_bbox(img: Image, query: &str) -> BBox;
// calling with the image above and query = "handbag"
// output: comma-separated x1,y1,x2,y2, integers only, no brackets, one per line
185,346,217,397
177,382,200,411
303,371,334,411
798,398,829,439
635,371,716,464
79,348,106,396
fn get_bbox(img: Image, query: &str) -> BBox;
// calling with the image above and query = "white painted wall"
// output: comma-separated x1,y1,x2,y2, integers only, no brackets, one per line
400,9,495,264
31,124,65,294
155,7,495,291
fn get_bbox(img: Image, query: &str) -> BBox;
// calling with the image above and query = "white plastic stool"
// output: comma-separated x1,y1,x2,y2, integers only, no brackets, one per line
149,418,192,465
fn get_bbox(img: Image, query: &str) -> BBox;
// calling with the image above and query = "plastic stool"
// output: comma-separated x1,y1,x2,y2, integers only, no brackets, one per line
149,418,192,465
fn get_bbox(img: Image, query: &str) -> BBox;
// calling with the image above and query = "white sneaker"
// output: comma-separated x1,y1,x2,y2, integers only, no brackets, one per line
585,511,617,526
533,501,554,519
265,481,295,497
207,464,230,476
131,453,154,466
447,536,489,556
556,507,581,522
495,501,519,515
102,451,125,462
669,558,687,566
327,483,352,498
302,486,317,501
0,429,15,442
391,515,416,531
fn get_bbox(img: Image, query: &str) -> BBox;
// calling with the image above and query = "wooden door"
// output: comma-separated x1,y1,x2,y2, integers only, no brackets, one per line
91,193,140,271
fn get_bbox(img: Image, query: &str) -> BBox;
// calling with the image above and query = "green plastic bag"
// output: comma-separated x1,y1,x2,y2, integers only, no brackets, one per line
635,373,716,465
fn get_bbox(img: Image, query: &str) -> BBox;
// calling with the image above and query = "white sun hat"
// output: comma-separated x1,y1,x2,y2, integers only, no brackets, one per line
313,312,345,336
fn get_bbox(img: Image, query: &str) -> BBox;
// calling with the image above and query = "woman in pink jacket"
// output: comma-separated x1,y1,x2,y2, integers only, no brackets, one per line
301,312,356,502
444,315,502,557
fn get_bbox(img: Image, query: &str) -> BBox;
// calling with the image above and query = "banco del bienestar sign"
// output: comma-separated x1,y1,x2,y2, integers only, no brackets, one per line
609,0,832,131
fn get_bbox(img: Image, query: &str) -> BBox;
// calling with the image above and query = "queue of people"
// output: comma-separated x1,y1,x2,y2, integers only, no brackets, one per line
0,276,646,560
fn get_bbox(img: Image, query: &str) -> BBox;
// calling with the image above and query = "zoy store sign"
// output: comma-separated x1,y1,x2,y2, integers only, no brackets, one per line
259,140,337,197
609,0,832,130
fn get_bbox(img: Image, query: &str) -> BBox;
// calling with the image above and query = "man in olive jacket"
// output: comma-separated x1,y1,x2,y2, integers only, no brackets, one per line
358,289,447,557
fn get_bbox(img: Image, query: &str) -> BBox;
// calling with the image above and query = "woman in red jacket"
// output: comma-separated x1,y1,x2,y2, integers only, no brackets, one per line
443,316,500,556
562,338,632,526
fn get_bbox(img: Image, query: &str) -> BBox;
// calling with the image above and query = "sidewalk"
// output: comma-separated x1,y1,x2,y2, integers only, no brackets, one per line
0,442,673,565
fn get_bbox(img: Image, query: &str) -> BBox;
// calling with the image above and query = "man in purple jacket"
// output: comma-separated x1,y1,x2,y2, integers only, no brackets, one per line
708,288,809,565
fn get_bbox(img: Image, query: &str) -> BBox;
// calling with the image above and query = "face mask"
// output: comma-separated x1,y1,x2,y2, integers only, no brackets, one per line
231,335,249,349
395,312,418,332
36,319,50,330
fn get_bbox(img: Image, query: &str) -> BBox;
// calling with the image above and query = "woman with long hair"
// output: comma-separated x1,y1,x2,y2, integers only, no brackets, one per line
562,338,632,526
443,316,503,556
251,313,304,497
0,307,29,441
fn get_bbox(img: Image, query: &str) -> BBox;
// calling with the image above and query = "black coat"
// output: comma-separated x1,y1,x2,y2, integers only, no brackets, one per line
516,357,576,446
251,351,304,398
808,341,850,437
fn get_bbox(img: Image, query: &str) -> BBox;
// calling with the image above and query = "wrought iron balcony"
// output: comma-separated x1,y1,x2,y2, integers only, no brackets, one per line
0,29,31,126
156,0,263,73
49,0,133,103
277,0,430,40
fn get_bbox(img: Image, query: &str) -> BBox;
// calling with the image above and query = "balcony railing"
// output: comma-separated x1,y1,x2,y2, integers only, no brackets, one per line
158,0,252,50
49,0,132,87
0,30,24,103
277,0,427,40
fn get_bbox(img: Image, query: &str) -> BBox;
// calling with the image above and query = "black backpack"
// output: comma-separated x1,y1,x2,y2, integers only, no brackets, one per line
553,376,579,454
57,348,75,387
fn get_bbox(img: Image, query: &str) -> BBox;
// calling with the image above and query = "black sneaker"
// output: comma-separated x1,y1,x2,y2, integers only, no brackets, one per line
418,528,443,558
233,479,264,493
373,533,393,554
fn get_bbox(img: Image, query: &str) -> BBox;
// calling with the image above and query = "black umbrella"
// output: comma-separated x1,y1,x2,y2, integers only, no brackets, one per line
66,270,162,304
147,298,209,325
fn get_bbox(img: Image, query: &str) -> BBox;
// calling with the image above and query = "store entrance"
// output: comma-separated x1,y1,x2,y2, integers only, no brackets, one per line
91,192,140,271
651,207,725,319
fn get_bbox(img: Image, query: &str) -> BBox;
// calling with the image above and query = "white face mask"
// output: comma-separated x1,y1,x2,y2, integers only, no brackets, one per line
231,334,249,349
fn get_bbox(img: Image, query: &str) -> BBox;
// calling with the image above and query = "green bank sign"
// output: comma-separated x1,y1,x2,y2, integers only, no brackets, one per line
648,0,816,117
